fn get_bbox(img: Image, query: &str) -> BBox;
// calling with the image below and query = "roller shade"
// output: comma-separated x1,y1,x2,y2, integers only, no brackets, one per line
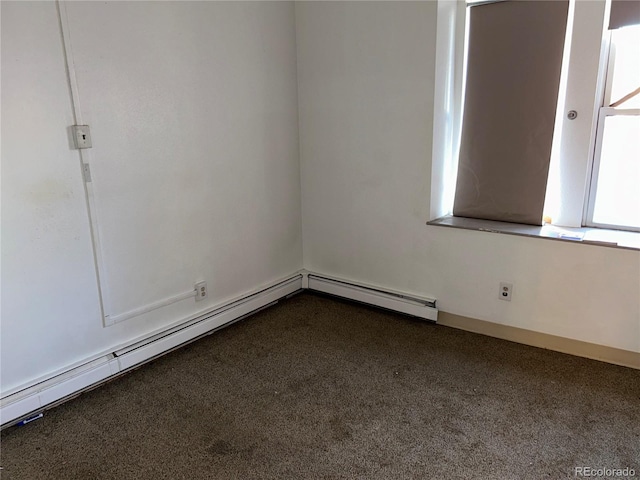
609,0,640,30
453,0,569,225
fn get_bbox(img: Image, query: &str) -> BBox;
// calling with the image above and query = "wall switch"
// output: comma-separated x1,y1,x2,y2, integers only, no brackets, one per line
72,125,92,149
195,281,207,301
499,282,513,301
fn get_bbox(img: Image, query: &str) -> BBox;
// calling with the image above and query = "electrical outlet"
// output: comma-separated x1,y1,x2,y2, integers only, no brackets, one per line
195,281,207,301
499,282,513,301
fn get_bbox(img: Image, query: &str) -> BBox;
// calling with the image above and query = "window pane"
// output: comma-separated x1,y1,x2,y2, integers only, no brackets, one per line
592,115,640,228
610,25,640,108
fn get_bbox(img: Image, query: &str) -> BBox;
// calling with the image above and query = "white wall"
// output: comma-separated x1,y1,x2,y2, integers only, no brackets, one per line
2,0,638,401
1,1,302,394
297,0,436,282
296,1,640,353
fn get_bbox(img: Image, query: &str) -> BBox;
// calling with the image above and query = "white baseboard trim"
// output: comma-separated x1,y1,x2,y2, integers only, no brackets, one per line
305,272,438,322
114,275,301,371
0,356,118,427
5,269,633,428
0,274,302,428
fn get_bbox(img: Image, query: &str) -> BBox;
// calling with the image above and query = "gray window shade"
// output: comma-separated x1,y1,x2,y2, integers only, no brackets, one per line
453,0,569,225
609,0,640,30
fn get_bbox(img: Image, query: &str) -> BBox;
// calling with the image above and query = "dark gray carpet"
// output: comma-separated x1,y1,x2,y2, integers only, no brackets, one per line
1,292,639,480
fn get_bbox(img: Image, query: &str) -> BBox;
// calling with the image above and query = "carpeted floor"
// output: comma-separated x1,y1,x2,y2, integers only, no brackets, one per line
1,292,639,480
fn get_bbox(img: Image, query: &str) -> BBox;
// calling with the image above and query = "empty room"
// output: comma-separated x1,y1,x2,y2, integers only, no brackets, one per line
1,0,639,479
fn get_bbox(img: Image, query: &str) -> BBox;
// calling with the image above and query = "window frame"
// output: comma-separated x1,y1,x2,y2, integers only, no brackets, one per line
583,26,640,232
584,107,640,232
430,0,629,230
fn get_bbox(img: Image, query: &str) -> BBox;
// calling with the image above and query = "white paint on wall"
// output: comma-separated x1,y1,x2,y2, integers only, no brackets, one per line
2,0,104,395
296,1,640,353
1,1,302,394
296,0,436,285
62,1,302,323
2,0,638,401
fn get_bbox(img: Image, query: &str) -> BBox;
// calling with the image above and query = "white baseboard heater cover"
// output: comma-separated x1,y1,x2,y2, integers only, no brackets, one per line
307,274,438,322
1,275,302,428
0,356,118,428
113,275,301,371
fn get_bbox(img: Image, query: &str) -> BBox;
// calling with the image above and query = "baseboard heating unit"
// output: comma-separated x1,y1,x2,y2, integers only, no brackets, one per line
306,274,438,322
0,274,302,429
0,272,436,428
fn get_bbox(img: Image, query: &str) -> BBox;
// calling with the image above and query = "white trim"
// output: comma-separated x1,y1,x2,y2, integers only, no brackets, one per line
430,0,466,220
0,357,115,427
1,356,114,402
57,1,112,326
115,276,301,371
2,271,435,427
0,395,41,427
2,273,304,398
107,289,197,324
581,27,613,227
585,108,640,232
545,0,608,227
307,274,438,322
595,107,640,116
603,32,615,108
57,1,207,328
38,361,115,406
1,274,302,428
301,270,310,289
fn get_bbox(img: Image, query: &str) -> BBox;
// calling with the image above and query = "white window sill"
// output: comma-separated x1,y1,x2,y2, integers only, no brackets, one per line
427,215,640,252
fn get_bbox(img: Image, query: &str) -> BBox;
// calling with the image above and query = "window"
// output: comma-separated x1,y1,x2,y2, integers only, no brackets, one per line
585,24,640,231
432,0,640,235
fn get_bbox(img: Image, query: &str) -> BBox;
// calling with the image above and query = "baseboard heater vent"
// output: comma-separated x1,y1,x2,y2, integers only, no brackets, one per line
113,275,301,372
1,274,302,429
306,274,438,322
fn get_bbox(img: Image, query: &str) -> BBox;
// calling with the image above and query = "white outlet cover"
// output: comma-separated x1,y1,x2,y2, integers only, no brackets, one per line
195,281,207,301
499,282,513,301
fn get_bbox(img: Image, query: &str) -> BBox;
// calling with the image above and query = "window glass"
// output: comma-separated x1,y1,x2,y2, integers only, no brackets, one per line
591,115,640,229
609,25,640,108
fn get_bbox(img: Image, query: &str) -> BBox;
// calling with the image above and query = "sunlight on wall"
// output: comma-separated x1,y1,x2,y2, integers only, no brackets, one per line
544,0,576,225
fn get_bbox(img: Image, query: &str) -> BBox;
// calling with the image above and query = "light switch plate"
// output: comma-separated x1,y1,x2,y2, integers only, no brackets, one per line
73,125,92,149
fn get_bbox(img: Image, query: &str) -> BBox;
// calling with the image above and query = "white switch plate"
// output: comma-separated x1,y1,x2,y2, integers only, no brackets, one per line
72,125,92,149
